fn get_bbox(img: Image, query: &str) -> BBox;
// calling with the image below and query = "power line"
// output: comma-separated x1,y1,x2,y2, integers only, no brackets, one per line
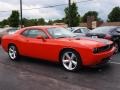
0,0,94,12
23,0,94,10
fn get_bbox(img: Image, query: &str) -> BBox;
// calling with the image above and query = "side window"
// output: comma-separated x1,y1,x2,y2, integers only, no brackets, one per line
35,30,48,38
74,29,82,33
22,29,48,38
22,30,29,37
28,30,39,38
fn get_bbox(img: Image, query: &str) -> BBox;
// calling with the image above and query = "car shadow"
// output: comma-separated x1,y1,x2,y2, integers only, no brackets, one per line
18,56,61,68
16,56,113,74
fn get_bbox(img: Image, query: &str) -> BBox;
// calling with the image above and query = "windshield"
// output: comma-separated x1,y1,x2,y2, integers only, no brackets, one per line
48,27,76,38
81,28,90,33
90,26,116,34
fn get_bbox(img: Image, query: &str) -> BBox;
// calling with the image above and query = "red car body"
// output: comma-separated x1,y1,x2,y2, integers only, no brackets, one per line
2,26,115,66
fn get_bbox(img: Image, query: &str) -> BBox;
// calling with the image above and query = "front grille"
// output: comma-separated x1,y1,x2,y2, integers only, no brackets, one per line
94,44,114,53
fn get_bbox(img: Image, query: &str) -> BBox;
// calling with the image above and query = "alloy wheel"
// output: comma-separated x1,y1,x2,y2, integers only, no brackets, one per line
8,45,18,60
62,51,78,71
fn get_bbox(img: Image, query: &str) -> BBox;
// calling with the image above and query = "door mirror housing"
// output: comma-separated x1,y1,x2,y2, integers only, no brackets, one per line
36,36,46,41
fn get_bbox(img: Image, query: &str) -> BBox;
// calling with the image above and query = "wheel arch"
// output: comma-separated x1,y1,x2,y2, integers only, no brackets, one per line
59,48,82,64
8,43,18,51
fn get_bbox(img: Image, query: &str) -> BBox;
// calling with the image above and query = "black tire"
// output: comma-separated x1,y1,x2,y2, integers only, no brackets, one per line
114,43,120,54
60,49,82,72
8,45,20,61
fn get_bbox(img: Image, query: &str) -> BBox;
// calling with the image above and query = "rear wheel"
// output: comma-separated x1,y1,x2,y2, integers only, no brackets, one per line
60,50,81,71
8,45,20,61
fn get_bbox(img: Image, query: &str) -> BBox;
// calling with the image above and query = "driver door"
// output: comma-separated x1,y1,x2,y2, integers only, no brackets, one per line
20,29,49,59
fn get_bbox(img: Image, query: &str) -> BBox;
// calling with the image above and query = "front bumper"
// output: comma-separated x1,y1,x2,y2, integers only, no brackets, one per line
82,47,115,66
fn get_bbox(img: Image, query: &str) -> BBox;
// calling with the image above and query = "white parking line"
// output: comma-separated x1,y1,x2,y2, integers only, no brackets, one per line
110,62,120,65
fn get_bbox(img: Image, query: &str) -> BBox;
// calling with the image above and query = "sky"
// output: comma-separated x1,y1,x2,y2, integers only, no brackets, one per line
0,0,120,21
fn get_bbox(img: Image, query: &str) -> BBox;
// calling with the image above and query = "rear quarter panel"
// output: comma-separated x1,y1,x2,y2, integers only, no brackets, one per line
1,35,18,52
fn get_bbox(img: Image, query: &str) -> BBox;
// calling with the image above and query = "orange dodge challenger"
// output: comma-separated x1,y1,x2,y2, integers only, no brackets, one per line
1,26,115,71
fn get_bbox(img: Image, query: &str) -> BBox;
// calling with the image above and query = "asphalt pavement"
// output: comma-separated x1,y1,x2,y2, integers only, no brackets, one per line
0,46,120,90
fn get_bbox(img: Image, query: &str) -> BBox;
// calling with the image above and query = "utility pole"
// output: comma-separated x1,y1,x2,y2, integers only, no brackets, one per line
20,0,23,28
68,0,71,27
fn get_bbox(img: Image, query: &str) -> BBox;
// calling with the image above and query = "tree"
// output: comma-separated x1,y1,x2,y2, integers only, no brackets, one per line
37,18,45,25
22,18,28,26
8,10,19,27
64,3,80,27
47,20,53,25
53,18,64,23
27,19,38,26
0,19,9,27
82,11,98,22
108,7,120,22
22,18,46,26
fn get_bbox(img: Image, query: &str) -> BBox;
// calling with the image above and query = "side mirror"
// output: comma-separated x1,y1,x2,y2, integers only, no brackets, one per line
36,36,46,41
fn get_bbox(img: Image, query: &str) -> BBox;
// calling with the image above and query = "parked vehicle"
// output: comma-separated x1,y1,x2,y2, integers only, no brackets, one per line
0,27,19,44
86,26,120,53
68,27,90,37
2,26,115,71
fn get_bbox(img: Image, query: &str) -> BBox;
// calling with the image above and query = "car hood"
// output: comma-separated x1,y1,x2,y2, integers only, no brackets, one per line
80,37,112,45
57,37,112,49
86,33,106,38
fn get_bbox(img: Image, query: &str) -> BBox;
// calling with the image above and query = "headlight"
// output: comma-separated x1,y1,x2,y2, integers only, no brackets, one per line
93,44,113,54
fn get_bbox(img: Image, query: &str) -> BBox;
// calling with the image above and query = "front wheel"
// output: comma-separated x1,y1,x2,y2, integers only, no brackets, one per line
8,45,20,61
114,43,119,53
60,50,81,71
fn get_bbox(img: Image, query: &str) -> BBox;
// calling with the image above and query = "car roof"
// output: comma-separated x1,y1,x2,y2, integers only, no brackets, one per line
98,26,120,28
71,27,88,32
71,27,87,29
72,27,87,30
92,26,120,31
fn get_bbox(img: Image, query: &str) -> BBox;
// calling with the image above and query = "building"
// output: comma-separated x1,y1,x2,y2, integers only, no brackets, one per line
53,23,68,28
101,22,120,26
